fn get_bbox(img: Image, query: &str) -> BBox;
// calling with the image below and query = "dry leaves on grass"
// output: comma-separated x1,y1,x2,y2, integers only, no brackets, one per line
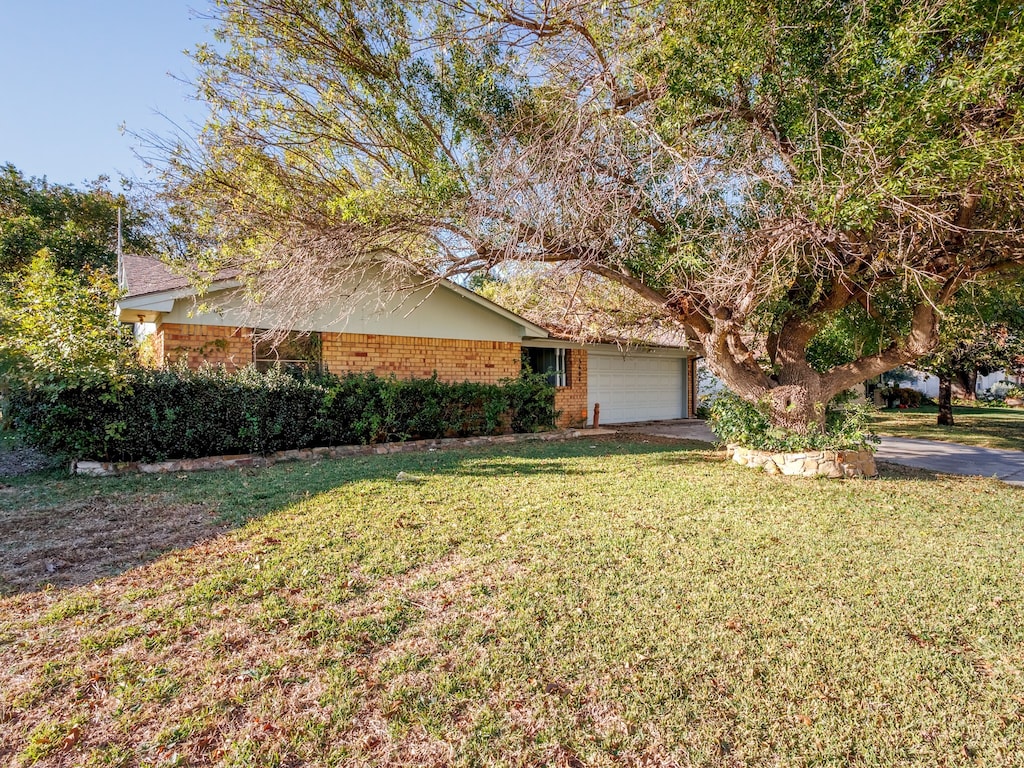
0,495,227,595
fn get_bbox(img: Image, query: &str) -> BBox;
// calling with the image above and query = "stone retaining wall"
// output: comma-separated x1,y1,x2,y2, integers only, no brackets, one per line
726,444,877,478
73,428,609,477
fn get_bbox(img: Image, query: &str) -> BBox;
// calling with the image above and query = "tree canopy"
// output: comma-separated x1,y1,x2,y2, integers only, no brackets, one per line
159,0,1024,431
0,164,151,275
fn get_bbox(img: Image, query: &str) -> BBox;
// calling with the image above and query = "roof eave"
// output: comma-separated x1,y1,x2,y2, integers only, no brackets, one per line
442,280,550,339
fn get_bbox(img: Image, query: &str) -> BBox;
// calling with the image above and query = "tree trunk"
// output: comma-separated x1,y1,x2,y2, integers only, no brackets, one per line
951,368,977,401
763,383,826,434
937,376,954,426
694,300,941,436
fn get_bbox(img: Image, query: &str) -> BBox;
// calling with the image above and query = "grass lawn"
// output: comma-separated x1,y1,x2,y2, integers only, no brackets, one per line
2,437,1023,767
872,405,1024,452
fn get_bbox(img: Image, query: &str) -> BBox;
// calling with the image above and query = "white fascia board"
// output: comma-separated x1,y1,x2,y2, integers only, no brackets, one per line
441,280,550,339
585,342,694,358
521,338,586,350
120,278,242,308
115,279,242,324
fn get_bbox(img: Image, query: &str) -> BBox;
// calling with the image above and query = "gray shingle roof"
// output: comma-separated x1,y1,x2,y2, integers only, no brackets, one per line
120,254,237,298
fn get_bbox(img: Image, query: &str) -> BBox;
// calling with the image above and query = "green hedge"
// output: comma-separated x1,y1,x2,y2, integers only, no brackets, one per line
6,366,556,462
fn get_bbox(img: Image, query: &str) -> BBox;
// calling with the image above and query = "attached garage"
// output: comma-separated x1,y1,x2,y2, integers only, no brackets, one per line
587,348,689,424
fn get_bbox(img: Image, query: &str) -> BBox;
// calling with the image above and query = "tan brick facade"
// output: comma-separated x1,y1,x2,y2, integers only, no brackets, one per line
157,323,254,370
553,349,589,428
152,323,522,385
321,333,520,383
153,323,597,428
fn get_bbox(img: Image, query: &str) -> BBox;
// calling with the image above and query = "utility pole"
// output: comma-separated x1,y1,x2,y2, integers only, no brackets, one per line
116,207,125,290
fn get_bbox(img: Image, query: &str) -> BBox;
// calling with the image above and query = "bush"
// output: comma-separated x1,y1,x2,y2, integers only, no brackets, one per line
879,386,922,408
6,366,556,462
708,390,878,451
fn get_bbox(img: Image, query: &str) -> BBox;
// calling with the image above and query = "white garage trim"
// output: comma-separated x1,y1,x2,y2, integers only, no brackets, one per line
587,348,689,424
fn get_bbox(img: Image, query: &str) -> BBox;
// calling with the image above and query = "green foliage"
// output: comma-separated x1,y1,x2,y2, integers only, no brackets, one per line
0,164,150,274
0,250,135,390
918,279,1024,381
6,367,556,462
805,293,917,373
708,390,877,451
879,387,923,408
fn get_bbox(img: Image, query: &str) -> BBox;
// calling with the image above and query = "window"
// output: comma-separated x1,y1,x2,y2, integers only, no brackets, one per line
523,347,569,387
253,331,321,373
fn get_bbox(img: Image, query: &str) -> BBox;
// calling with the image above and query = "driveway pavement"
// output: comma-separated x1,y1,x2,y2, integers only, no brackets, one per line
616,420,1024,487
875,437,1024,486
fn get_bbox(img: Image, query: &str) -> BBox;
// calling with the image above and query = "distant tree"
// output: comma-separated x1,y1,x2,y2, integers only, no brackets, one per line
917,280,1024,425
158,0,1024,435
0,164,151,275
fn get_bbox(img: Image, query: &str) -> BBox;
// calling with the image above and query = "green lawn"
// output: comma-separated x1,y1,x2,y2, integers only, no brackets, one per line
2,437,1023,766
872,405,1024,452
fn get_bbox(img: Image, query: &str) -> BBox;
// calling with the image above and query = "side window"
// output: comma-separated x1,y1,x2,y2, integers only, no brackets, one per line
523,347,569,387
253,331,321,373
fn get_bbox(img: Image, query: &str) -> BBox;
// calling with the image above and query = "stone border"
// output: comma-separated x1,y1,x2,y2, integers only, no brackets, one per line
726,444,877,478
72,428,616,477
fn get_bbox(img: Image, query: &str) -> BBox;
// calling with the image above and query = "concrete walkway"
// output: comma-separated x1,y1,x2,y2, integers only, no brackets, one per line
615,419,1024,487
615,419,718,443
875,437,1024,486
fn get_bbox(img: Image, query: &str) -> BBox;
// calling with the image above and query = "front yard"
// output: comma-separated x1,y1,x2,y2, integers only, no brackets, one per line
2,437,1023,766
872,405,1024,452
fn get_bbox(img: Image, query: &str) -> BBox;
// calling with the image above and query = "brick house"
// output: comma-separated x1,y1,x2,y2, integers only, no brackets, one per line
116,255,698,427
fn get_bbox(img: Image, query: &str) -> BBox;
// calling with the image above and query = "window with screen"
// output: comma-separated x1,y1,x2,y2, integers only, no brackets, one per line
253,331,321,373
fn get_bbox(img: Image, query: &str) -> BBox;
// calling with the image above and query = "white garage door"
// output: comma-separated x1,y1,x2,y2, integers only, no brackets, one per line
588,353,686,424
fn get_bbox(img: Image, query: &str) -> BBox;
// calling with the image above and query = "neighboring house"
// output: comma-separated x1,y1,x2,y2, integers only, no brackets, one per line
115,255,698,427
906,369,1021,399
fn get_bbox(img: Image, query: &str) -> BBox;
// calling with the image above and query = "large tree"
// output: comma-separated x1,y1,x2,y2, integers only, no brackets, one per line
158,0,1024,432
0,164,151,274
0,250,134,390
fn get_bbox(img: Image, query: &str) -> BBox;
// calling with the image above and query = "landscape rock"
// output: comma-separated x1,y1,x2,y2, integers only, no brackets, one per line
726,445,877,479
72,429,600,477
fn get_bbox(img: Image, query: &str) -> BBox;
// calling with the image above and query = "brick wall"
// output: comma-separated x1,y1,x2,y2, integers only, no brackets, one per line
151,324,587,428
156,323,254,370
553,349,588,428
321,332,520,384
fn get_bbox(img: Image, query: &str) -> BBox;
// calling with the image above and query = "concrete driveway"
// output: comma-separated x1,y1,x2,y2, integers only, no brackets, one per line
616,420,1024,487
875,437,1024,486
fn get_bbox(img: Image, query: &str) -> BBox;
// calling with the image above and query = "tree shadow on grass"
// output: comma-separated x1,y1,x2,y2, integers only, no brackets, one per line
0,485,232,596
0,436,691,597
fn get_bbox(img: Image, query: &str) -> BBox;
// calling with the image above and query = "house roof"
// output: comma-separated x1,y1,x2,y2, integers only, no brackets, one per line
116,254,551,339
120,254,238,298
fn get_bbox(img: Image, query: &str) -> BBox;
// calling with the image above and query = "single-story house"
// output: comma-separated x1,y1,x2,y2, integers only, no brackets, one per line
116,255,698,427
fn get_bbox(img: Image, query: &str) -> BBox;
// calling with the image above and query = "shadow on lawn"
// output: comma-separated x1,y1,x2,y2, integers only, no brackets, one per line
0,436,692,597
0,482,232,596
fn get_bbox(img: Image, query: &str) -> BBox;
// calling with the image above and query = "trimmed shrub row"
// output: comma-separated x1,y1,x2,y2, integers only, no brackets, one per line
6,365,556,462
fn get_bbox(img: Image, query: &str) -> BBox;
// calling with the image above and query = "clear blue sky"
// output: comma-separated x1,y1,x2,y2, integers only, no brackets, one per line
0,1,213,190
